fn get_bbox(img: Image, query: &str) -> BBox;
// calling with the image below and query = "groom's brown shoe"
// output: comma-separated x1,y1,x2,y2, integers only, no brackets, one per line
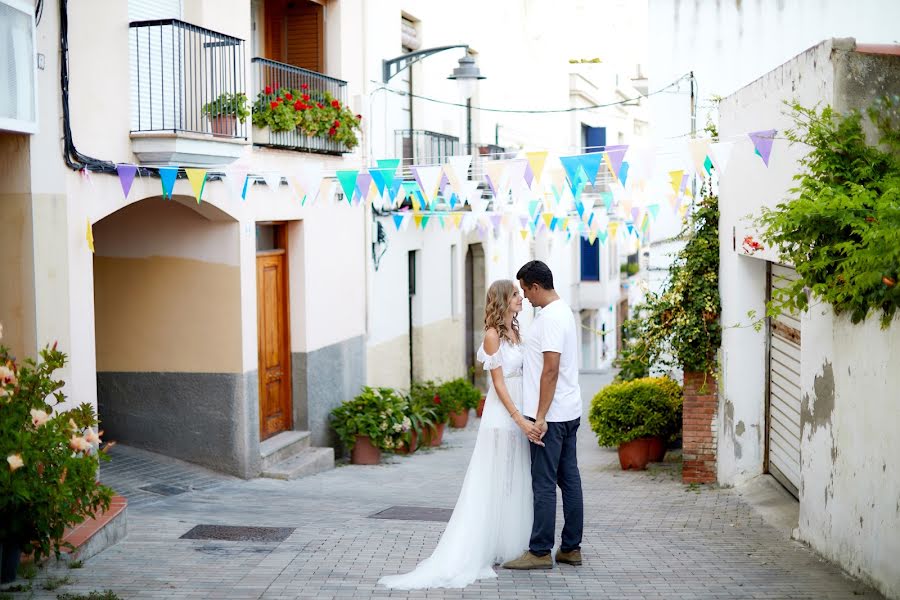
555,548,582,566
502,551,553,570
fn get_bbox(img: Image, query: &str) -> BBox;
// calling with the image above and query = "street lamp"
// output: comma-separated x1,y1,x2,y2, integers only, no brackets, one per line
382,46,485,157
447,55,486,157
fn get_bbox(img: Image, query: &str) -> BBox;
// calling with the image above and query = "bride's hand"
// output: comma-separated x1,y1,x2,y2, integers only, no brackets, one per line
515,416,544,446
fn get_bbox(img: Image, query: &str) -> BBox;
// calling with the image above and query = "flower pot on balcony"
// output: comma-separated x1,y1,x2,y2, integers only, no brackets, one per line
208,114,237,137
350,435,381,465
449,409,469,429
476,396,486,418
617,437,652,471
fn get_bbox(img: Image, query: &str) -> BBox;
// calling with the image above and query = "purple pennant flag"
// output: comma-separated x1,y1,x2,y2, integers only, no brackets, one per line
748,129,777,166
489,213,503,229
605,145,628,179
680,173,690,194
484,173,498,198
631,207,640,223
524,163,534,187
116,164,137,200
476,224,487,240
355,172,373,199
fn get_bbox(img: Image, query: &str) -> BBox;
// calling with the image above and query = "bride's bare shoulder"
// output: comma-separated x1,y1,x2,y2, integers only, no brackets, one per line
483,328,501,353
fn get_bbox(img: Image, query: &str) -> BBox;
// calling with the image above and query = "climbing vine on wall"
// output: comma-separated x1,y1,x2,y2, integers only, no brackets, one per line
758,98,900,327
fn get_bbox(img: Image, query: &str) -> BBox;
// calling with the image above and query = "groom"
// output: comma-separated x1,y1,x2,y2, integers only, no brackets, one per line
504,260,584,570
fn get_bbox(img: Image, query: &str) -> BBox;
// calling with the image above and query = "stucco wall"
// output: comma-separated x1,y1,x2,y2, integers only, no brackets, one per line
719,39,900,598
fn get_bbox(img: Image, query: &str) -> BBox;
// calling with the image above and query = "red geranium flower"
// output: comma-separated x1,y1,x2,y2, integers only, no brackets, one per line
331,100,340,108
285,93,293,100
269,101,279,109
328,127,336,136
316,102,324,109
333,120,340,127
356,114,362,120
301,83,309,90
433,394,441,405
264,85,272,94
294,101,302,110
302,94,310,102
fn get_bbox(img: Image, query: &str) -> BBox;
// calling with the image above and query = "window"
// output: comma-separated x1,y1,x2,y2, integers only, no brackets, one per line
581,125,606,153
256,223,286,252
450,245,458,317
580,236,600,282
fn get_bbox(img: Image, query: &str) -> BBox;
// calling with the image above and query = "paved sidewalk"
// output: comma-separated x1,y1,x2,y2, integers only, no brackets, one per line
10,373,882,599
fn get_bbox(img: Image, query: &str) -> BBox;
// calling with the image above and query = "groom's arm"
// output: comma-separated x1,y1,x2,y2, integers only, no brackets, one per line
534,351,561,431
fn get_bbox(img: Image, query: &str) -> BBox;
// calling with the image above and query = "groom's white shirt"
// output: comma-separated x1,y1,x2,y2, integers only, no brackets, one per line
522,298,582,422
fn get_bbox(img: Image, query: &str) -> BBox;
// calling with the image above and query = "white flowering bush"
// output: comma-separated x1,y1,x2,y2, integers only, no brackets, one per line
330,387,411,452
0,324,113,562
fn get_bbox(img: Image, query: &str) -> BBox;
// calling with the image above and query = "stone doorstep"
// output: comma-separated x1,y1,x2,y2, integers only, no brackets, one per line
260,447,334,481
59,495,128,563
259,430,311,472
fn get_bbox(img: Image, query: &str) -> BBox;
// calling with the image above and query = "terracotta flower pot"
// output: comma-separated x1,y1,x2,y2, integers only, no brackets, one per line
647,437,666,462
449,409,469,428
617,437,652,470
395,430,418,455
424,422,445,447
476,396,486,418
350,435,381,465
209,114,237,136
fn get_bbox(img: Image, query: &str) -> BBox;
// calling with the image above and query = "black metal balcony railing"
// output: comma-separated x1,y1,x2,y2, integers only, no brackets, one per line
251,57,349,155
129,19,246,138
395,129,461,179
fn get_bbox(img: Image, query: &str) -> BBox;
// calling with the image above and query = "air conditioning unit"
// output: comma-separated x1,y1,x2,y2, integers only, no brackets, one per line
0,0,38,134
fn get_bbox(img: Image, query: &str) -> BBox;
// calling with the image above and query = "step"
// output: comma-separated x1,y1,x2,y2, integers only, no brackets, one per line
260,447,334,480
60,495,128,563
260,430,311,471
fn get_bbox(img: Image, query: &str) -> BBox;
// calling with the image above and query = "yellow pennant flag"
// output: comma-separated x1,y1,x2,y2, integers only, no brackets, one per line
520,229,529,241
609,222,619,237
525,151,549,184
412,195,422,211
413,214,424,229
668,170,684,196
588,231,597,245
561,217,570,231
86,218,94,253
451,213,463,229
542,213,554,229
185,168,207,204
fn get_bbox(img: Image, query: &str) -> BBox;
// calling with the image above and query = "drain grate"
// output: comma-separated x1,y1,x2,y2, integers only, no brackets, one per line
368,506,453,522
180,525,295,542
139,483,187,496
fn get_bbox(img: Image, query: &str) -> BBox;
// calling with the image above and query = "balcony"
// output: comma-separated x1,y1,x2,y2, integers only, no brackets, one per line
129,19,248,166
250,58,350,155
394,129,461,179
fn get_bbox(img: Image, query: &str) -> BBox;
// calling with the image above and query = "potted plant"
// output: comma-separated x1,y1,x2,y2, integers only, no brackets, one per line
0,334,113,583
251,83,362,149
589,377,682,470
330,387,410,465
439,378,482,429
201,92,250,136
396,395,439,455
409,381,446,447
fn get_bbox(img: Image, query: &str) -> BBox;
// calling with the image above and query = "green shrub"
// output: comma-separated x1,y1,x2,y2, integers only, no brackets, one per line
409,380,447,423
437,378,482,414
330,387,410,452
589,377,682,447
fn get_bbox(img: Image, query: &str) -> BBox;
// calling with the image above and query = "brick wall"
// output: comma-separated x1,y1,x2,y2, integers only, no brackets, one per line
682,371,718,484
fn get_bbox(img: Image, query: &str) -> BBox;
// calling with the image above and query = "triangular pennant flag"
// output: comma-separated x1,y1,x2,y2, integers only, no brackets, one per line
296,163,324,204
376,158,401,171
451,213,463,229
559,155,586,195
704,156,713,175
748,129,777,166
647,204,661,220
463,180,482,207
392,214,405,230
609,222,619,237
520,229,529,241
575,200,585,220
185,168,207,204
549,217,559,232
528,200,541,219
489,213,503,229
413,214,424,229
355,171,373,200
86,218,94,253
116,164,137,200
577,152,604,185
368,168,394,196
263,172,281,191
542,213,554,229
445,155,473,192
688,138,712,175
525,151,549,184
389,177,404,203
411,165,443,203
618,161,630,187
506,159,529,202
420,215,430,230
485,160,510,201
604,145,628,180
630,206,641,223
709,141,735,174
668,170,684,195
601,191,614,212
336,170,359,204
159,166,178,199
588,231,597,245
597,231,608,244
225,166,249,202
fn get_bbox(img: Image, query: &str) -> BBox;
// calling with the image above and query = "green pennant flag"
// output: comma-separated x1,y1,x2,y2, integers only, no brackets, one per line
336,170,359,204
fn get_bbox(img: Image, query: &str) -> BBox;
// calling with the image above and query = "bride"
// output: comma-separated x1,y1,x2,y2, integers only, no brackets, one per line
378,279,539,589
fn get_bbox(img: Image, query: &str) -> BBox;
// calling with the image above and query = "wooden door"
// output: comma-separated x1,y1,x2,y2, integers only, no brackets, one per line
257,248,292,440
264,0,323,72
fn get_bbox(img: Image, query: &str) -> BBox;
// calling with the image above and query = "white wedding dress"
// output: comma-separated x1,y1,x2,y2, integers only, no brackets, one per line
378,339,533,589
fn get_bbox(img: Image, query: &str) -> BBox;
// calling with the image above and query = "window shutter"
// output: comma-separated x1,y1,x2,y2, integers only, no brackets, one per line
284,1,323,72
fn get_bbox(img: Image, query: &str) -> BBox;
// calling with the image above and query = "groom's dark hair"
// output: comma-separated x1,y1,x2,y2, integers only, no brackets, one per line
516,260,554,290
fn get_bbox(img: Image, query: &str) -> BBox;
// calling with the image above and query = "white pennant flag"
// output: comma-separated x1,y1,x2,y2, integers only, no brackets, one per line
263,172,282,191
444,155,473,194
463,180,482,208
687,138,712,176
296,163,324,204
414,165,443,204
225,165,249,202
507,159,530,206
709,141,735,175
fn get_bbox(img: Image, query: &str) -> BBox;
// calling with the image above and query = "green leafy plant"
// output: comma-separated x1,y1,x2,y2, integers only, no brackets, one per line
404,392,439,442
757,98,900,327
589,377,683,447
251,83,361,149
613,315,651,383
0,333,114,564
437,378,482,414
329,387,410,453
200,92,250,122
620,262,640,277
409,380,447,424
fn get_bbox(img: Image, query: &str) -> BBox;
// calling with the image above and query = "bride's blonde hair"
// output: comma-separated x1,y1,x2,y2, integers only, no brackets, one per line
484,280,520,344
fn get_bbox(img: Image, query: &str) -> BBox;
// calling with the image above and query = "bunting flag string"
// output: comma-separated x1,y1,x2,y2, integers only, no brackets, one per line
185,168,207,204
116,164,137,200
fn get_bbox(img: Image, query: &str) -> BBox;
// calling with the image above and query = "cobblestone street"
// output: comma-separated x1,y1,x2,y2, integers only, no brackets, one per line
12,374,882,599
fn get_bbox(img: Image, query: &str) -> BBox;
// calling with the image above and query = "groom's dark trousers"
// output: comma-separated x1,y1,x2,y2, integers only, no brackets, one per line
528,417,583,556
